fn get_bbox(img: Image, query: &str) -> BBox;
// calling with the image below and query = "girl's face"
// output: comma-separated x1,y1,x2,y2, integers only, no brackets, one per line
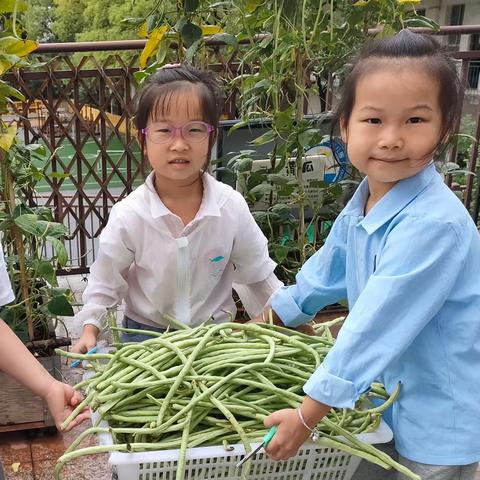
341,63,443,195
143,88,211,184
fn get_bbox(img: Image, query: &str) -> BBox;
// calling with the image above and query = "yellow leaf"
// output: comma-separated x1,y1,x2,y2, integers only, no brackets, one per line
245,0,263,13
151,26,169,40
0,56,15,75
397,0,422,3
10,39,37,57
353,0,369,6
0,37,38,58
138,22,148,38
139,26,169,69
0,0,27,13
201,25,223,36
0,124,17,152
11,462,21,473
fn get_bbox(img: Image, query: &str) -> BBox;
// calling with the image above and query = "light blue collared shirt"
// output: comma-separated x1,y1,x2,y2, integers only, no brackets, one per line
272,163,480,464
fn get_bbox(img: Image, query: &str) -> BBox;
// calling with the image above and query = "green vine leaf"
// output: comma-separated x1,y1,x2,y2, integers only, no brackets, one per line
47,236,68,267
14,214,68,239
47,294,74,316
184,0,200,12
179,21,203,48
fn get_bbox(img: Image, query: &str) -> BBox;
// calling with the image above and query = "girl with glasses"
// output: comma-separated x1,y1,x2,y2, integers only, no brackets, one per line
72,65,282,351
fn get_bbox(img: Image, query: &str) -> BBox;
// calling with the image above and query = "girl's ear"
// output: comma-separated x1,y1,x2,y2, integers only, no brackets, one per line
340,117,348,144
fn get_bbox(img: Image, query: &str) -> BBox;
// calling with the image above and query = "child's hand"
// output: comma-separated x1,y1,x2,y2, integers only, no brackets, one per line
248,310,317,336
293,324,317,336
43,379,90,431
263,408,311,460
71,325,99,354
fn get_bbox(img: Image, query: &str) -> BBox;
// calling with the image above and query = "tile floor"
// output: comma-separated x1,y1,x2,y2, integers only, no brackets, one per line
0,275,114,480
1,275,479,480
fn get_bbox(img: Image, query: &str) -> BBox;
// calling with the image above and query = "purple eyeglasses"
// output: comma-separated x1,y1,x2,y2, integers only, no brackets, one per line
141,121,214,144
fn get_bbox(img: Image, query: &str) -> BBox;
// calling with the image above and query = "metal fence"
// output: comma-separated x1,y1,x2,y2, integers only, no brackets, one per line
5,39,243,273
4,27,480,274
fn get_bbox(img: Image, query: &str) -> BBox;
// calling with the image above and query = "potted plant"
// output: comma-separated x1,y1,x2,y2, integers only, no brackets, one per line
0,1,74,432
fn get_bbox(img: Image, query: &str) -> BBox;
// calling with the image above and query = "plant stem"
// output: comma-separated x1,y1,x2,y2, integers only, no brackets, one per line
1,149,34,341
294,48,306,263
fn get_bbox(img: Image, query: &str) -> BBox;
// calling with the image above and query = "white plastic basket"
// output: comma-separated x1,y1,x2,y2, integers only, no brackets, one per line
92,412,392,480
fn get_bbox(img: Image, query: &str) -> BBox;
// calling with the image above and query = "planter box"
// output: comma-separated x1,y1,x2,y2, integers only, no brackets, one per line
0,355,62,432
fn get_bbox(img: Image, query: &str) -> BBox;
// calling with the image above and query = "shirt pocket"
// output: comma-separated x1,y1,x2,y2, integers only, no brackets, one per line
204,249,228,282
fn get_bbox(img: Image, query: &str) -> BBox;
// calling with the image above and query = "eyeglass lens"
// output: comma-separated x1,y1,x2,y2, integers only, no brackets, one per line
146,122,211,143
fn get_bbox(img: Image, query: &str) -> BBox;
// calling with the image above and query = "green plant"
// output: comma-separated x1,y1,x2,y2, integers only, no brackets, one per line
454,114,477,168
0,0,74,344
220,147,347,283
433,115,478,207
132,0,229,78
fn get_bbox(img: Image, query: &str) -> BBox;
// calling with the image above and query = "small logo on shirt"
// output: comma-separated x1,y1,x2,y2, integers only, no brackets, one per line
210,255,225,263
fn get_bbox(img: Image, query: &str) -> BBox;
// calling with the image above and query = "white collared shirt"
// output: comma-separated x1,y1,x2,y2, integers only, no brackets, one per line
77,172,281,330
0,248,13,306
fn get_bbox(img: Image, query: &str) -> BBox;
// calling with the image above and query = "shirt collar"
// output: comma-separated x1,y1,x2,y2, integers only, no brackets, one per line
195,173,222,219
145,172,221,219
345,163,439,235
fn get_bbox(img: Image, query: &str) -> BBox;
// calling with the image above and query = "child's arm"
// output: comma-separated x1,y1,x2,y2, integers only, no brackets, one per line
268,216,348,328
0,320,89,430
72,205,134,352
264,396,331,460
233,272,283,318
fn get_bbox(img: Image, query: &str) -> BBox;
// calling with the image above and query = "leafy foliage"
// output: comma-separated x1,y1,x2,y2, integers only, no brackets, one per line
0,3,74,342
23,0,56,43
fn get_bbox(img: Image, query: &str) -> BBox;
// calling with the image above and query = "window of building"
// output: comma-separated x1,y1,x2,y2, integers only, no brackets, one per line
471,34,480,51
447,4,465,51
467,61,480,90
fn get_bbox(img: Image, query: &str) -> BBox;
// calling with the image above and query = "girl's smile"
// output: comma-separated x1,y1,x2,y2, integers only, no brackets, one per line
341,62,442,203
370,157,408,163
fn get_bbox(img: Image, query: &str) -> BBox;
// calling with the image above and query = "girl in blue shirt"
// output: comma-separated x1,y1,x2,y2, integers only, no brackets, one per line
259,30,480,479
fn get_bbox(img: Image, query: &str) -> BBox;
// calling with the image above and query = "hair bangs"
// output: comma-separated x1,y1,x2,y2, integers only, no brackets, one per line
148,83,204,123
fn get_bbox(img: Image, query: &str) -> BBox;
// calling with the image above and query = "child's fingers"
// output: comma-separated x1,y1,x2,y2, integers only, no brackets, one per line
264,410,284,428
264,424,291,460
295,324,317,336
264,408,310,460
61,408,90,431
69,389,84,406
70,341,87,355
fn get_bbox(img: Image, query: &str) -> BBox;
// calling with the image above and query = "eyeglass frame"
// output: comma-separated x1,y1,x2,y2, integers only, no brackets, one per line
141,121,215,144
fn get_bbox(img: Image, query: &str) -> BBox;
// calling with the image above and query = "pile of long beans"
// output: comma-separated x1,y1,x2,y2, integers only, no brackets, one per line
55,318,419,480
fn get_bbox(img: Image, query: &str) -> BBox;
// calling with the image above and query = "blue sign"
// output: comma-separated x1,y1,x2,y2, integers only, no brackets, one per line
305,138,349,184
